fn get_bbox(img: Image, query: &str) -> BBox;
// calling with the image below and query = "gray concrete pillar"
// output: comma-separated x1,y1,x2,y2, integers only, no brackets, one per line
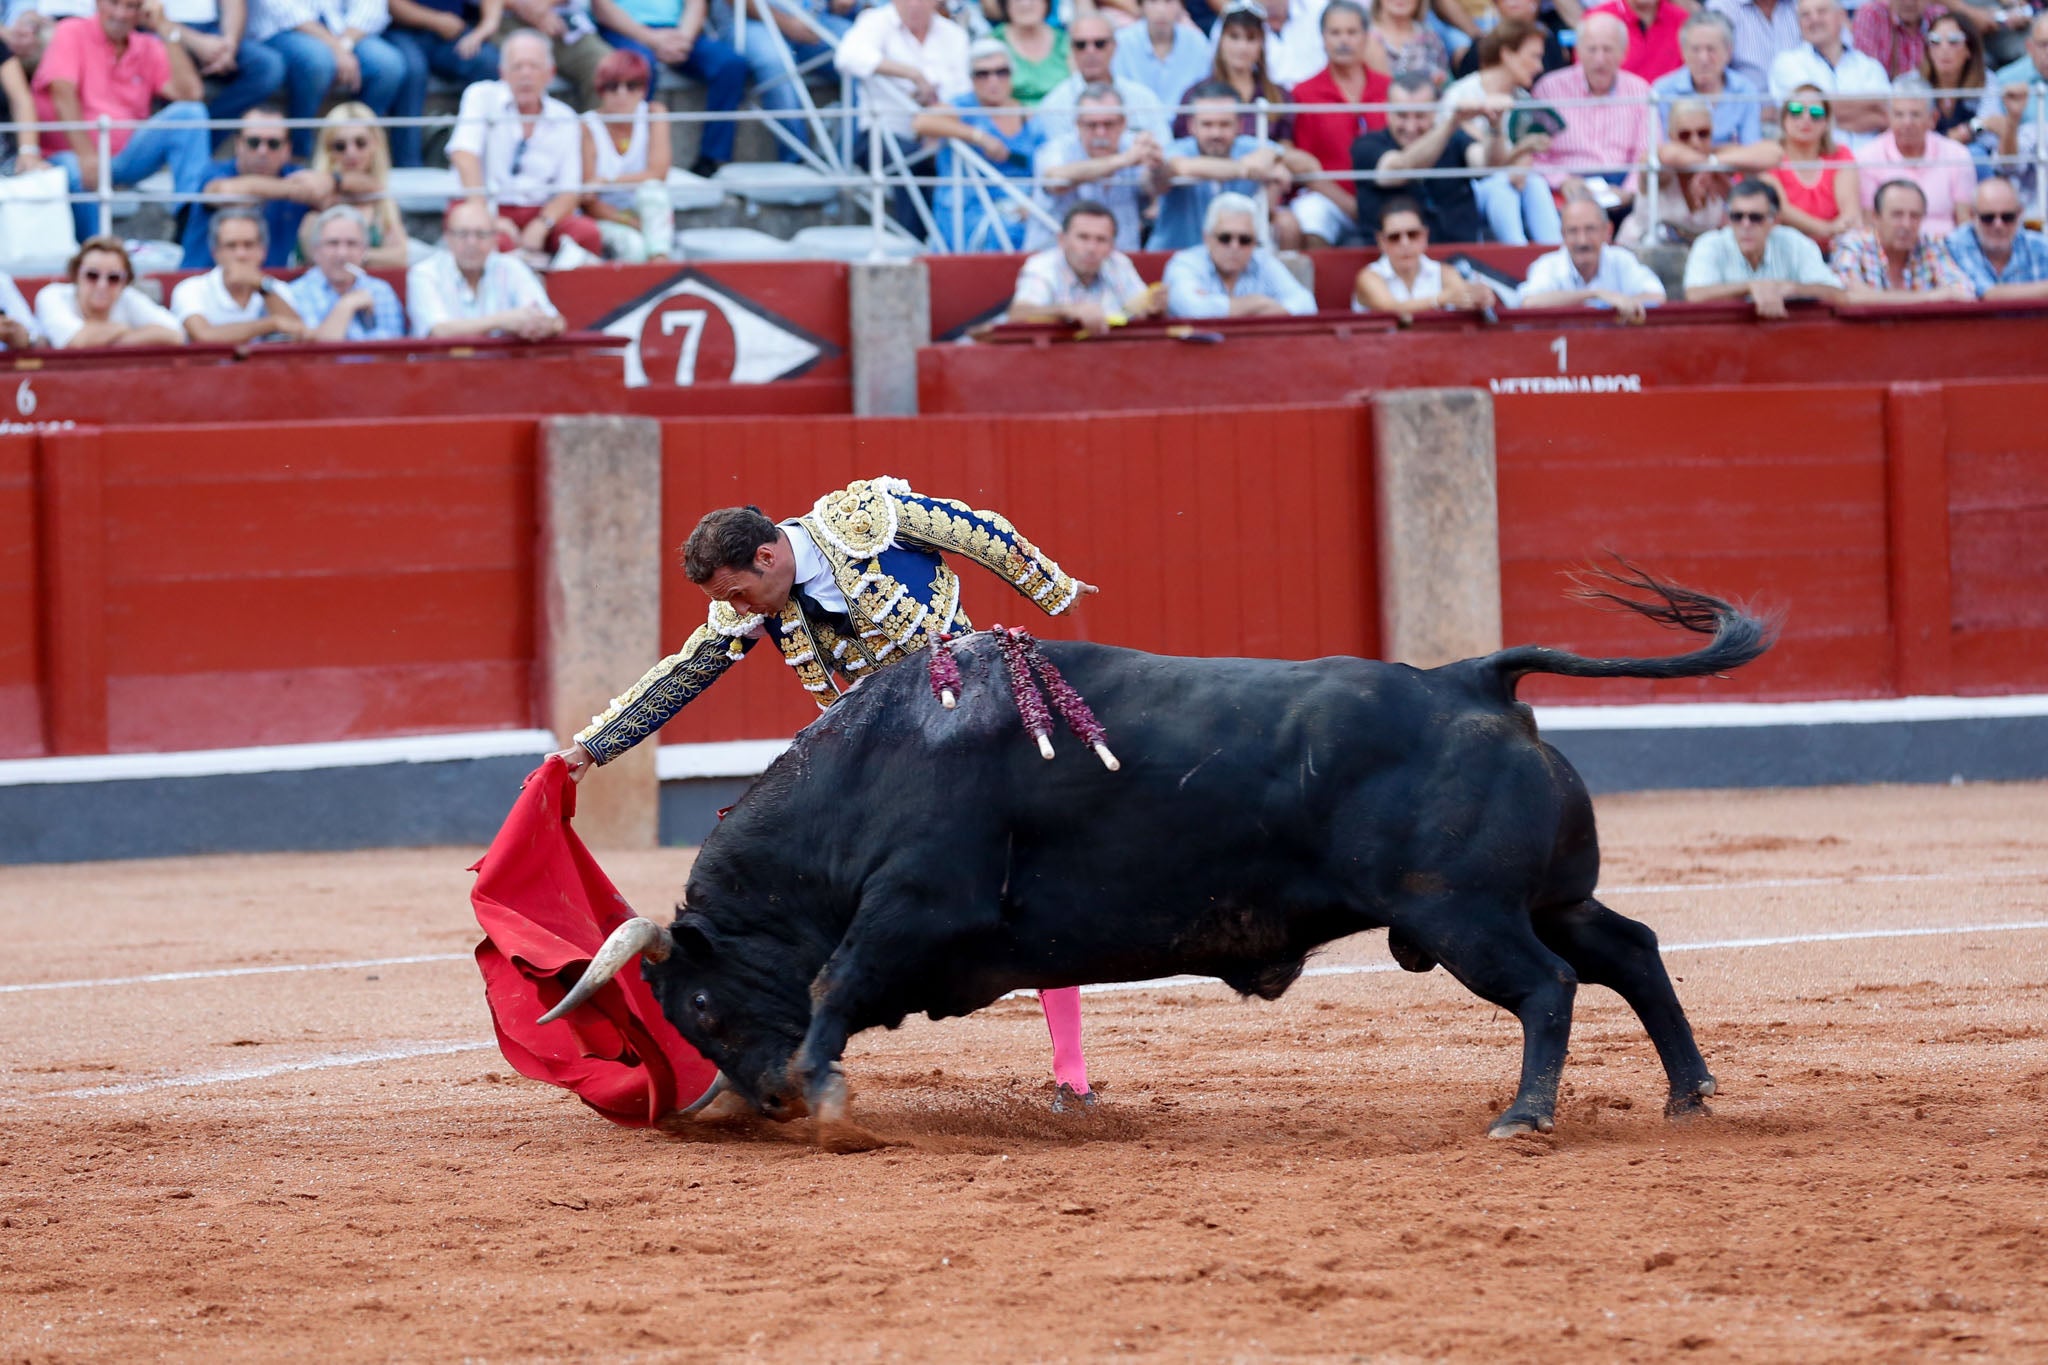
1370,388,1503,669
849,259,930,416
1278,250,1315,295
1634,243,1688,301
538,415,664,849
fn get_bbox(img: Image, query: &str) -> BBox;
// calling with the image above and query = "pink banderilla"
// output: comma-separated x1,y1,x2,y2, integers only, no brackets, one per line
930,627,1120,772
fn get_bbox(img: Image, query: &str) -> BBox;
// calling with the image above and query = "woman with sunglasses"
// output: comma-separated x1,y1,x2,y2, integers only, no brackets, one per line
993,0,1068,105
1921,12,2000,166
1352,196,1497,313
579,49,674,262
1762,85,1860,252
33,237,184,349
1177,5,1291,139
1364,0,1449,88
913,37,1047,248
302,103,414,270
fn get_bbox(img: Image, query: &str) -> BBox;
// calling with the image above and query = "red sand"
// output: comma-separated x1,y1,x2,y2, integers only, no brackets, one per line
3,781,2045,1361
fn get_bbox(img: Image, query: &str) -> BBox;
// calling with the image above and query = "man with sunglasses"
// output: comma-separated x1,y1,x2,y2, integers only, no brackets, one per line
1681,174,1846,313
179,104,333,268
1945,174,2048,299
1036,13,1169,142
1163,190,1317,315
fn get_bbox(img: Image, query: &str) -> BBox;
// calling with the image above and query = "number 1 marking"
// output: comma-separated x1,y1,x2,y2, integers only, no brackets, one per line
1550,336,1568,374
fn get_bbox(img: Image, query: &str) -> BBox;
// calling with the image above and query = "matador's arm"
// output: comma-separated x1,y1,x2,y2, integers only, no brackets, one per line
887,488,1086,616
573,609,762,765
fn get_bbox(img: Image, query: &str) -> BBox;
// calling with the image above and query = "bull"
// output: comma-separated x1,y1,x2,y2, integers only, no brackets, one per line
544,567,1771,1139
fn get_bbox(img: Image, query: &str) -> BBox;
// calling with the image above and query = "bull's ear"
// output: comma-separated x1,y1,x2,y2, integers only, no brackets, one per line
670,911,718,964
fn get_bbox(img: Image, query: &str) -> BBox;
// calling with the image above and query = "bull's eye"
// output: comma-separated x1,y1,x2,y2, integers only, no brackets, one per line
690,991,711,1016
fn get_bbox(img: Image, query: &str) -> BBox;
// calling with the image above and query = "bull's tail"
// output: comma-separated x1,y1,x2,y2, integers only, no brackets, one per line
1486,559,1776,695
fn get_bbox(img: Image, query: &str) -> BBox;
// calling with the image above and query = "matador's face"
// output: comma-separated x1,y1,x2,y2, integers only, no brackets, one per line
700,534,797,618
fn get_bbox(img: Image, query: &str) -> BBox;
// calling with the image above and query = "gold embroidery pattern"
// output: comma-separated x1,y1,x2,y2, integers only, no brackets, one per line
770,600,837,707
891,493,1079,616
575,621,744,763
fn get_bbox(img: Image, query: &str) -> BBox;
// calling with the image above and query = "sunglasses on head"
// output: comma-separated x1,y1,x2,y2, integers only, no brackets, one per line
1979,209,2020,224
972,64,1012,77
1783,101,1827,119
242,134,285,150
79,267,128,284
328,133,372,152
1211,231,1256,246
600,78,646,92
1381,227,1424,242
1927,31,1966,44
1072,35,1111,47
1727,209,1772,223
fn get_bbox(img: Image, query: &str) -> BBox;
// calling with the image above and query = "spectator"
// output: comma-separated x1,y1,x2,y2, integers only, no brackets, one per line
1854,75,1973,233
247,0,409,163
1530,10,1655,209
1768,0,1888,147
34,0,211,244
164,0,289,126
34,235,184,345
170,206,307,340
595,0,747,178
1351,194,1499,310
1652,11,1763,145
1921,13,1993,149
1852,0,1983,81
1154,80,1315,247
834,0,971,156
1007,200,1165,334
1028,83,1167,249
579,47,671,261
1762,84,1858,250
1946,175,2048,298
1524,192,1666,315
0,269,40,348
300,102,411,268
1708,0,1801,92
912,37,1045,250
3,26,43,171
1258,0,1334,90
1291,0,1390,246
385,0,503,141
1114,0,1212,108
1164,189,1318,314
1586,0,1688,83
1042,13,1166,140
495,0,613,107
1174,4,1285,139
1991,13,2048,131
1989,81,2037,199
1364,0,1449,88
1450,0,1565,79
1832,175,1975,299
1355,69,1500,243
1680,174,1846,312
449,31,604,258
992,0,1064,105
407,198,567,336
1621,99,1733,243
286,204,406,338
180,105,330,268
1441,20,1560,244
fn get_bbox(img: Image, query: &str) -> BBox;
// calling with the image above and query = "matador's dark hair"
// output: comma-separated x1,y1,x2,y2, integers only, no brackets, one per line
683,505,779,583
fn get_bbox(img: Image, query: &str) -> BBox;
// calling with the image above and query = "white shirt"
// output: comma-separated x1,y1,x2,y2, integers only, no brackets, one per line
248,0,390,44
405,250,558,336
1767,42,1889,147
447,81,583,209
1356,254,1444,308
833,4,971,142
170,267,277,327
581,104,650,210
1010,245,1150,313
1208,0,1327,89
1522,245,1668,301
0,272,40,347
33,281,183,347
783,522,848,613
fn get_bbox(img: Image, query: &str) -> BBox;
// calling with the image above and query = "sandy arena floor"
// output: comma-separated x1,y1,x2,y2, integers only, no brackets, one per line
2,781,2045,1362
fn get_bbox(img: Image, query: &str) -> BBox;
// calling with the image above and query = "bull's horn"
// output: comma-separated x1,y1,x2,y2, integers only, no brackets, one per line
676,1072,730,1116
536,917,669,1025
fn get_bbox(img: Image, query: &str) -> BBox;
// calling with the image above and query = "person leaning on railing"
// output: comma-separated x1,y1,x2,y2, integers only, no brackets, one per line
180,104,333,269
1162,190,1319,316
1831,173,1977,301
1006,199,1165,335
33,235,186,347
911,36,1045,251
1028,82,1167,250
300,101,413,267
1352,194,1501,311
171,205,310,341
1679,173,1847,314
1944,174,2048,299
407,197,567,336
1622,94,1782,245
1353,70,1504,245
1523,192,1667,317
1153,80,1319,249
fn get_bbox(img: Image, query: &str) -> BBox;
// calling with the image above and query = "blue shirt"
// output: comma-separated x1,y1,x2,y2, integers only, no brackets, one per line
285,267,408,340
1648,67,1762,146
1163,243,1318,318
1944,222,2048,292
181,156,314,269
1149,133,1265,251
932,92,1046,251
1111,22,1213,108
1994,56,2048,127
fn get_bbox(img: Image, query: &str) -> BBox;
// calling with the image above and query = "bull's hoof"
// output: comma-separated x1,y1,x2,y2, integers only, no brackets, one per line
807,1066,849,1126
1486,1113,1555,1139
1051,1082,1098,1115
1664,1074,1717,1123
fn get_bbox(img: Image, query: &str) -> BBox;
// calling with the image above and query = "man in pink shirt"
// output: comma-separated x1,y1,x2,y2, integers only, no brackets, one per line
1853,76,1975,233
1532,10,1656,210
1587,0,1690,81
34,0,214,243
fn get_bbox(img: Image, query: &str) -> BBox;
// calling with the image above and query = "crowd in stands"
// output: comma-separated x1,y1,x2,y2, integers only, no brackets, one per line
8,0,2048,350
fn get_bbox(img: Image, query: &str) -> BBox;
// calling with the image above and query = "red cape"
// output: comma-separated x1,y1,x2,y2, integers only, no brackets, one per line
470,757,718,1126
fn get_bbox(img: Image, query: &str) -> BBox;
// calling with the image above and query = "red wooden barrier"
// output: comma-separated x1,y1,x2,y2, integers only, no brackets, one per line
1942,380,2048,695
0,436,43,757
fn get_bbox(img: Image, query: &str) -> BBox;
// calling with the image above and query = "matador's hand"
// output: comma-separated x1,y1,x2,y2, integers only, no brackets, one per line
551,744,595,781
1075,581,1101,596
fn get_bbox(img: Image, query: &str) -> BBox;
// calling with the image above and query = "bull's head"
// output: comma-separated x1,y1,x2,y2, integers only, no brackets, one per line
537,911,816,1120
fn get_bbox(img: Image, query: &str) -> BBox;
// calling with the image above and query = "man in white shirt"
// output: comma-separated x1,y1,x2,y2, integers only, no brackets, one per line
448,30,602,258
1766,0,1888,145
408,198,568,336
832,0,967,143
1008,201,1164,333
169,206,309,342
1519,195,1667,319
1037,12,1171,142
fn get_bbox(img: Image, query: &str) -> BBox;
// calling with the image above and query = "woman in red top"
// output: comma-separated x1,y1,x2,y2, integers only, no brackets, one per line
1763,85,1862,253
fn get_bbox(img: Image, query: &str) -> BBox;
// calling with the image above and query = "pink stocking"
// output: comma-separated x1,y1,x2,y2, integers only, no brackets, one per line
1038,987,1089,1094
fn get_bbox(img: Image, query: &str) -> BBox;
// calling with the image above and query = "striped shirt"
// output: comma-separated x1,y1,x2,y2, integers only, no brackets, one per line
1851,0,1947,79
1943,223,2048,292
1530,65,1655,190
285,266,407,340
248,0,391,42
1706,0,1802,91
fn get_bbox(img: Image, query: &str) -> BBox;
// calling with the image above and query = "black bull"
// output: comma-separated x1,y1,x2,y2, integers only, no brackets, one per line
544,569,1772,1138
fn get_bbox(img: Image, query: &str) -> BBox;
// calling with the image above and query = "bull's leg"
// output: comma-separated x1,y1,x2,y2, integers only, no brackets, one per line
1400,907,1579,1138
1533,897,1717,1120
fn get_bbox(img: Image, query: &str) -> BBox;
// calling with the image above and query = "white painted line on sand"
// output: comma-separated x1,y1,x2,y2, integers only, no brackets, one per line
28,1041,497,1100
1606,867,2048,895
0,954,473,995
0,730,556,787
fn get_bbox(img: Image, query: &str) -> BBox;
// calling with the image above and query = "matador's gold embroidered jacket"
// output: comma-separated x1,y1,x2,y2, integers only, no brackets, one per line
574,477,1084,764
